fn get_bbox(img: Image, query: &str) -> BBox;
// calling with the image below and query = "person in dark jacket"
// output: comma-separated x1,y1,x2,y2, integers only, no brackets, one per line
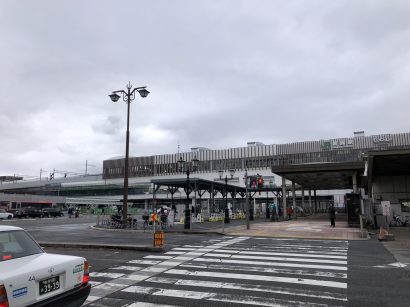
329,204,336,227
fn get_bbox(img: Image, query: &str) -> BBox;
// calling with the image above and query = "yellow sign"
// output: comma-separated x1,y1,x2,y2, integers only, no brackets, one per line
154,231,164,247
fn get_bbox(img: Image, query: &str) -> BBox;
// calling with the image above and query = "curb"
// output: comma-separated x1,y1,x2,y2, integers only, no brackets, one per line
38,242,164,252
91,224,224,236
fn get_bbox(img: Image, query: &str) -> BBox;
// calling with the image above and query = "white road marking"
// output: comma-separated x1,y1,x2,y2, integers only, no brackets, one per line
214,249,347,259
144,255,174,259
84,295,101,303
193,257,347,271
128,260,160,265
180,263,347,279
88,281,102,287
110,266,143,271
171,247,197,251
146,276,348,301
90,272,125,278
166,269,347,288
127,303,179,307
234,242,348,251
93,282,129,291
224,246,347,256
226,254,347,265
122,286,331,306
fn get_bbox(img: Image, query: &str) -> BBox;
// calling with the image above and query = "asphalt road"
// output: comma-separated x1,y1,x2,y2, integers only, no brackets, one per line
2,215,409,306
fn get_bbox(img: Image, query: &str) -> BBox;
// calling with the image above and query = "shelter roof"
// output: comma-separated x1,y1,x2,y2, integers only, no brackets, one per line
272,161,366,190
151,177,246,194
367,149,410,176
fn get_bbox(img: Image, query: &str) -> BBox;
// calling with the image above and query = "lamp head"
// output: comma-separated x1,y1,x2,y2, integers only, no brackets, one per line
138,88,150,98
109,93,120,102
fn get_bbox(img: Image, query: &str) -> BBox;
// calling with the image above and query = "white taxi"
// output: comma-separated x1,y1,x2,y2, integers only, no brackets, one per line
0,226,91,307
0,210,13,220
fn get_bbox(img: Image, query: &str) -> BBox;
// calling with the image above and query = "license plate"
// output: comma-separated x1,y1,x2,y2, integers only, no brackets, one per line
39,276,60,295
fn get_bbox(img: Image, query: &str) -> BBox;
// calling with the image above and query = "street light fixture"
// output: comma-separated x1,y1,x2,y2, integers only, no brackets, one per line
109,82,149,227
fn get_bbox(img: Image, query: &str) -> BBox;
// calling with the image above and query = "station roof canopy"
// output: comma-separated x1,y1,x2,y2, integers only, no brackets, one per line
151,177,246,195
367,149,410,176
271,161,366,190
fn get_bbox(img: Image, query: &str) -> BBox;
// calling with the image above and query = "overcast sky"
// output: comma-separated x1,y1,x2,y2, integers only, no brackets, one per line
1,0,410,178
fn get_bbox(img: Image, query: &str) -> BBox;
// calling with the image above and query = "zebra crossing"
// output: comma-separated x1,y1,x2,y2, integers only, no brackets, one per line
84,236,349,306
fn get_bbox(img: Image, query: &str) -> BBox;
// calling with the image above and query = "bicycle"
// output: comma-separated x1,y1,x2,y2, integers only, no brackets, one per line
389,214,404,227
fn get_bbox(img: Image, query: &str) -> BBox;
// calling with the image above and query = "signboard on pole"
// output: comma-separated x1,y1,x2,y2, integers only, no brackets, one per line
381,201,391,216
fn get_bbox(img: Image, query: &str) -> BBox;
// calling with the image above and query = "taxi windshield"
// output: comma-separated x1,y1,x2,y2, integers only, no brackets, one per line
0,230,43,262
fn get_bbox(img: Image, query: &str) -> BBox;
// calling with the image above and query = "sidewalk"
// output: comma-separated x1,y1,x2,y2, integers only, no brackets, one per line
222,219,368,240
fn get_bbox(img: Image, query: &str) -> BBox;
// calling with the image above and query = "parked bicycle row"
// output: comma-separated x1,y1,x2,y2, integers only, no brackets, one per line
97,213,170,231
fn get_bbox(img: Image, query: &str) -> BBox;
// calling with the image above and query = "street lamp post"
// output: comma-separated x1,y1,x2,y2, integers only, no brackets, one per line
109,82,149,227
185,169,191,229
178,156,199,229
243,170,250,229
218,169,235,224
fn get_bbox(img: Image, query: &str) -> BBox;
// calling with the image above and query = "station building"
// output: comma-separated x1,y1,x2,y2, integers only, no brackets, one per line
1,131,410,225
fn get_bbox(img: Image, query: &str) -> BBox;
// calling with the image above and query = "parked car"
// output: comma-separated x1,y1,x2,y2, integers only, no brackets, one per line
0,209,13,220
15,208,44,219
0,225,91,306
42,208,64,217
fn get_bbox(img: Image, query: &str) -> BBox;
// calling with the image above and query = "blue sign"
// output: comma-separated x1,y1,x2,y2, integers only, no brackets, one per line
13,287,28,298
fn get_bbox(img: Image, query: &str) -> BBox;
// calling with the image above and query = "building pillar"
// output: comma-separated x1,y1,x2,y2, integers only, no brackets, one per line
282,177,287,219
314,190,317,213
308,189,312,214
352,172,358,193
301,187,305,212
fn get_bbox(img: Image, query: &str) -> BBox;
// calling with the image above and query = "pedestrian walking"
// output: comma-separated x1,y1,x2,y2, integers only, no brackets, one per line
287,207,293,220
329,204,336,227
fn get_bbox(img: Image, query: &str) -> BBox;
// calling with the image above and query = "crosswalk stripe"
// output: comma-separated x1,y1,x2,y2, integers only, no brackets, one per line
110,266,143,271
180,263,347,279
127,303,179,307
146,276,348,301
203,252,347,264
144,255,174,259
225,254,347,265
122,286,331,307
193,257,347,271
165,269,347,289
165,251,186,255
171,247,197,251
128,260,160,265
90,272,125,278
212,249,347,259
233,242,348,251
